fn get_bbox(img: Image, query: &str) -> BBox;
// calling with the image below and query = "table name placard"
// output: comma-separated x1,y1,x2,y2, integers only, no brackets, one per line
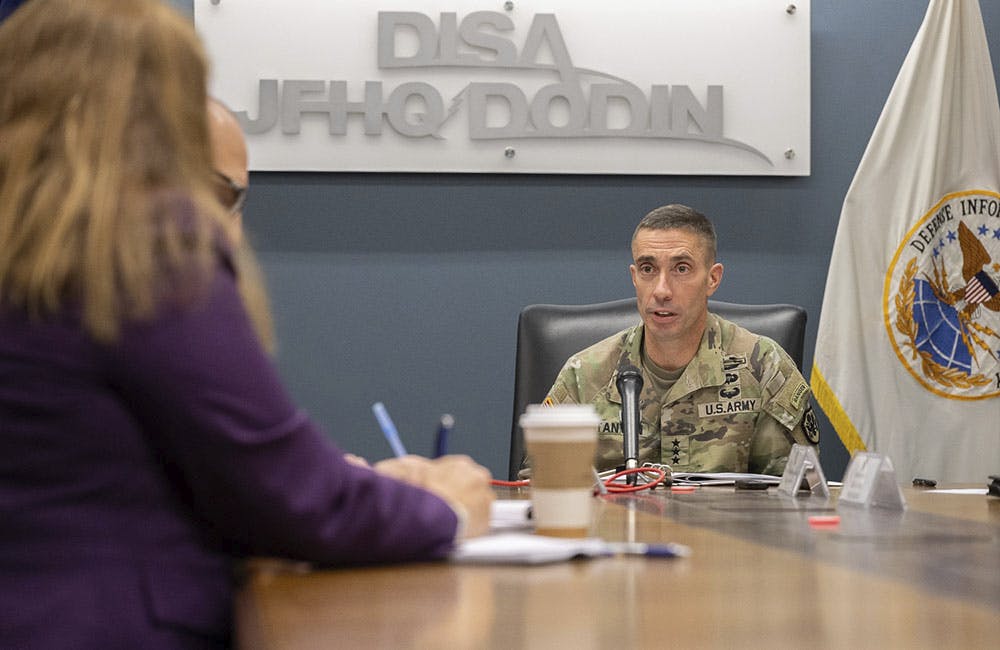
776,444,829,498
838,452,907,511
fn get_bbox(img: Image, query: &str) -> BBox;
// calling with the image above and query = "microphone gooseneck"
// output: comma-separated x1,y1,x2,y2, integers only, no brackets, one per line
615,366,644,485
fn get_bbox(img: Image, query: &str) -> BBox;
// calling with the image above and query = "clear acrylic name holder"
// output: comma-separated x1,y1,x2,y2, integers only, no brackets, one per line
837,451,906,511
776,443,830,498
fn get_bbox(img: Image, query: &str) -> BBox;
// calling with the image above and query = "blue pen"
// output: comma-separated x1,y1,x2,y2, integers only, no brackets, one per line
604,541,691,559
372,402,408,457
434,414,454,458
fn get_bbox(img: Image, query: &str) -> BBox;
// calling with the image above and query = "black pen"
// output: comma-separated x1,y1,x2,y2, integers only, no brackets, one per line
434,414,454,458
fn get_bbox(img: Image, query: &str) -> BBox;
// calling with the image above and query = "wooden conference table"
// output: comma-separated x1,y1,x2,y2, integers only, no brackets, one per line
235,484,1000,649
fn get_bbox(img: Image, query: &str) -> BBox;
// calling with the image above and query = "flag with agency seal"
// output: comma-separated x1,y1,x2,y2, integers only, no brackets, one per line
812,0,1000,483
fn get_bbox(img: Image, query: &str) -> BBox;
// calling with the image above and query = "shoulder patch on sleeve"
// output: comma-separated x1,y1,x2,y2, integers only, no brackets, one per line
774,374,810,412
802,406,820,444
763,373,811,430
547,380,573,405
789,381,809,411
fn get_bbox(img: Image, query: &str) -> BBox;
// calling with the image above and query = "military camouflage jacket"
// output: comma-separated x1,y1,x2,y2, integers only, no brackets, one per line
541,314,819,476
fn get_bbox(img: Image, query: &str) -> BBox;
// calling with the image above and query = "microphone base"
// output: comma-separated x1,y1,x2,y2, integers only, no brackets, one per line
624,459,639,485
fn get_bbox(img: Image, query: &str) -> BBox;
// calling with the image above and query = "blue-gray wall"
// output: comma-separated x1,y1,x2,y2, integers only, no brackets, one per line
172,1,1000,480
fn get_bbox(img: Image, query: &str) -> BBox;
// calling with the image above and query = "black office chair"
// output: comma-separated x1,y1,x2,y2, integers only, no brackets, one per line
507,298,807,479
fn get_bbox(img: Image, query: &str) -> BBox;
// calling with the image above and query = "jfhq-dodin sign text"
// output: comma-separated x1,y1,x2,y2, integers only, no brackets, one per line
195,1,810,175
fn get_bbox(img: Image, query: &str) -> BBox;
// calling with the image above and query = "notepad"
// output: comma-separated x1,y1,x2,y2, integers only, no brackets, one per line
927,488,988,495
452,533,609,564
598,469,783,487
451,532,691,565
670,472,782,486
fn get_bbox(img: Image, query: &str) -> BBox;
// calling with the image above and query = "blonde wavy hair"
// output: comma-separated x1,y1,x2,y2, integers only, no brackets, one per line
0,0,271,348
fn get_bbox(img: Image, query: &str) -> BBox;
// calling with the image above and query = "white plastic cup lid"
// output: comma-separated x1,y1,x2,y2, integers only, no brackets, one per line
519,403,600,430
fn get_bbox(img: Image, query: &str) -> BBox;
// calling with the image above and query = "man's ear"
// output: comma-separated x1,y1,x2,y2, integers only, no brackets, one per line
706,262,724,295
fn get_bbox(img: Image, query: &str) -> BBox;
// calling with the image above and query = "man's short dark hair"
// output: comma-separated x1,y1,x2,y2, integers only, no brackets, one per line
632,204,717,263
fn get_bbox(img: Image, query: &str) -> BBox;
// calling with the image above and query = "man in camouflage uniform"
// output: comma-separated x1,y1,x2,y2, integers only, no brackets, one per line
538,204,819,476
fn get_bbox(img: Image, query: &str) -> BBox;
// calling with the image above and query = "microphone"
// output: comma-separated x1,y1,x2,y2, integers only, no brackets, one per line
615,365,644,485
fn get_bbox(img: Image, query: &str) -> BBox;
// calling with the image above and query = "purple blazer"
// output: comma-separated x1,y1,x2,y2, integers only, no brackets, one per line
0,0,27,23
0,257,458,648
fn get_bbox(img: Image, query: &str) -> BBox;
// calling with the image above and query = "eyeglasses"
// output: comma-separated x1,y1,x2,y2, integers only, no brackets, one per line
212,170,248,215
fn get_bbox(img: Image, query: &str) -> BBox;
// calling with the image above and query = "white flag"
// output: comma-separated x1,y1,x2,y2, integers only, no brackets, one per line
812,0,1000,483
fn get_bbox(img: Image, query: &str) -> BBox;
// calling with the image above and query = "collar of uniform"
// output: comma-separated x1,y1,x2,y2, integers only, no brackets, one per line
603,314,729,406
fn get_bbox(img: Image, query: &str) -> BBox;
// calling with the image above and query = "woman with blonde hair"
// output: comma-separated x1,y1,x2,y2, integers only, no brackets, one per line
0,1,493,647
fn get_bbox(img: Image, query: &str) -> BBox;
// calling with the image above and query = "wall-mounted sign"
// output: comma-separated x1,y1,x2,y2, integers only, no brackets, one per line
195,1,810,175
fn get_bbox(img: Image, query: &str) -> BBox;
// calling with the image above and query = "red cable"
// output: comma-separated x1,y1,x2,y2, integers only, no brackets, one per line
601,467,667,493
489,467,666,493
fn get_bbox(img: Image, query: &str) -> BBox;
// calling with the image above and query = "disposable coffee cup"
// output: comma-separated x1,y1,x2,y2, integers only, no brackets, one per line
519,404,599,537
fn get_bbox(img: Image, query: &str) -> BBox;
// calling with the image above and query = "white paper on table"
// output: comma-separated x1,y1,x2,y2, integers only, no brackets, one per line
451,533,608,565
925,488,989,495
